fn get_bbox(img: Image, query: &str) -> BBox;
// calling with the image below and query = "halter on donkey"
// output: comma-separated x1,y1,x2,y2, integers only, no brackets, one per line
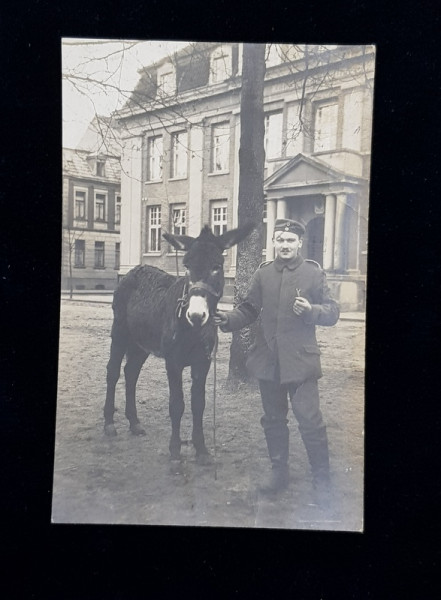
103,223,254,463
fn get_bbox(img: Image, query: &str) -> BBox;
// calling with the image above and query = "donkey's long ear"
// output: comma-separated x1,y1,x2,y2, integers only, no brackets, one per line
217,222,255,250
163,232,195,251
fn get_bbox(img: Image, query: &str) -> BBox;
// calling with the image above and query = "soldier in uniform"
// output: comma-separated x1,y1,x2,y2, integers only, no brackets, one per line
214,218,339,505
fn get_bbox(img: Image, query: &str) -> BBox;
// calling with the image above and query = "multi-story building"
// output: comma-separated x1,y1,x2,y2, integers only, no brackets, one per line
115,43,375,310
61,116,122,291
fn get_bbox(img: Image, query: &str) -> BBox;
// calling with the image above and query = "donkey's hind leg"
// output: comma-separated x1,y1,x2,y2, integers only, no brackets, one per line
104,336,126,436
124,342,149,435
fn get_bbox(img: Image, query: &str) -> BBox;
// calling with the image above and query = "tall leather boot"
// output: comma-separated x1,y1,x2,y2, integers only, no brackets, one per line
301,426,332,507
259,422,290,494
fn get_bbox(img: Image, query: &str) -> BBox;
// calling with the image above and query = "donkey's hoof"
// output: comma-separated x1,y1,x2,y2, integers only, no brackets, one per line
104,423,117,437
196,451,213,466
170,448,182,461
130,422,146,436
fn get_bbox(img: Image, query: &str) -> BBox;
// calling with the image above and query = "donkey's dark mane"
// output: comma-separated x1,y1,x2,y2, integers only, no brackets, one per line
114,264,186,358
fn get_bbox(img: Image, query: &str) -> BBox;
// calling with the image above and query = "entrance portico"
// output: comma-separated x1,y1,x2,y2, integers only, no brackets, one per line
264,154,369,310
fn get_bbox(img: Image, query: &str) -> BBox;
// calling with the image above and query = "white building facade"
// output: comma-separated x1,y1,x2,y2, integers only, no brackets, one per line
115,43,375,310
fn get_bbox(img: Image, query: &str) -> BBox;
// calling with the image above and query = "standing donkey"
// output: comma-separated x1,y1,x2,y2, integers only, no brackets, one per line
104,223,253,462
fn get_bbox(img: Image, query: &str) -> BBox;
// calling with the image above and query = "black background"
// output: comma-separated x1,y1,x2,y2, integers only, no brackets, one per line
2,1,440,597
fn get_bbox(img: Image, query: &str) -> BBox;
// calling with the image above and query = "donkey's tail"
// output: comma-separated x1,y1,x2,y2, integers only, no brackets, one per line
110,267,139,341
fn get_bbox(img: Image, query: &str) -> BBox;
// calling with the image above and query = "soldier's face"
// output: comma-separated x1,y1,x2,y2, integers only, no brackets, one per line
273,232,303,261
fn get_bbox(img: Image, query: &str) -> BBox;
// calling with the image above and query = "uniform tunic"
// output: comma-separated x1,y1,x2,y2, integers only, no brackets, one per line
221,254,340,385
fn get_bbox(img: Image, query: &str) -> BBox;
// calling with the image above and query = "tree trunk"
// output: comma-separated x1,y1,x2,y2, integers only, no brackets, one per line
228,44,266,382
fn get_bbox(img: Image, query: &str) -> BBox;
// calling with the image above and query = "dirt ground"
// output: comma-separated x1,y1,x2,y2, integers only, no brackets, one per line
52,299,365,531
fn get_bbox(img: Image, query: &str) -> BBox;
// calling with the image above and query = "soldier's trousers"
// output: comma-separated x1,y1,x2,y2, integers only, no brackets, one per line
258,378,330,481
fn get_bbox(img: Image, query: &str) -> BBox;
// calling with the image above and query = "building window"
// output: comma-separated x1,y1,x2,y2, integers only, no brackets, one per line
314,102,339,152
114,242,120,270
94,192,107,222
211,201,228,236
210,45,233,84
147,136,163,181
94,241,105,268
147,206,161,252
115,194,121,225
264,111,283,160
74,239,85,267
171,131,188,178
74,190,87,220
160,71,174,94
171,205,187,236
157,63,176,97
96,160,105,177
211,123,230,172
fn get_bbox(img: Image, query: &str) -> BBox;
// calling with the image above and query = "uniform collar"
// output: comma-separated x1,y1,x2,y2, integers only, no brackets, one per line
273,254,304,272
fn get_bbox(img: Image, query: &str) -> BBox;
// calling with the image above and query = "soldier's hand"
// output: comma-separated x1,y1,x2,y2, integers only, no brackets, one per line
293,296,312,315
213,311,228,327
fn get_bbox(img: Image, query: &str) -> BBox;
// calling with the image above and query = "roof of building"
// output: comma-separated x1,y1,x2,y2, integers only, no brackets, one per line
76,115,123,156
63,147,121,183
121,42,238,113
117,42,375,119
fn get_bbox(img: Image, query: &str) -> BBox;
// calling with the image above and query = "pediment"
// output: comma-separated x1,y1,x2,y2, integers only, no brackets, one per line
265,153,348,190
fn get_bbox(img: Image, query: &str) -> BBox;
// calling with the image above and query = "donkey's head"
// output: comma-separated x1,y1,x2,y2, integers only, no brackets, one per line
163,223,254,327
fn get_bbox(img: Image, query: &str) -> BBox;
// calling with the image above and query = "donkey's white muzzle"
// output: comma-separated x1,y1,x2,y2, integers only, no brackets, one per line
186,295,209,327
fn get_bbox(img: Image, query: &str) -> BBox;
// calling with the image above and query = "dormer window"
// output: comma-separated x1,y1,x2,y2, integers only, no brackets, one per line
96,159,105,177
157,62,176,97
210,45,232,84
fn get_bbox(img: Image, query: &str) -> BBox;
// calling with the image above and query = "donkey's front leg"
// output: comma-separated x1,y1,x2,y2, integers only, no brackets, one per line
190,358,211,462
166,361,185,460
124,343,148,435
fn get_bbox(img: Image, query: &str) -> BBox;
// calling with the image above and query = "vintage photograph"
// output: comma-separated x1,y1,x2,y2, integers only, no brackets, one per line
53,39,375,530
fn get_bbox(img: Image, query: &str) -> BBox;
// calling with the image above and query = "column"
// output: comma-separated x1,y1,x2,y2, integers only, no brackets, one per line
346,193,360,271
323,194,336,271
333,192,347,272
120,136,143,275
276,198,287,220
265,198,277,261
188,123,204,238
355,194,361,272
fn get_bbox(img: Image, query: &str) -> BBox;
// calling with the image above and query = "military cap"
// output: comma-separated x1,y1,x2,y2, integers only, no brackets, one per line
273,218,305,237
